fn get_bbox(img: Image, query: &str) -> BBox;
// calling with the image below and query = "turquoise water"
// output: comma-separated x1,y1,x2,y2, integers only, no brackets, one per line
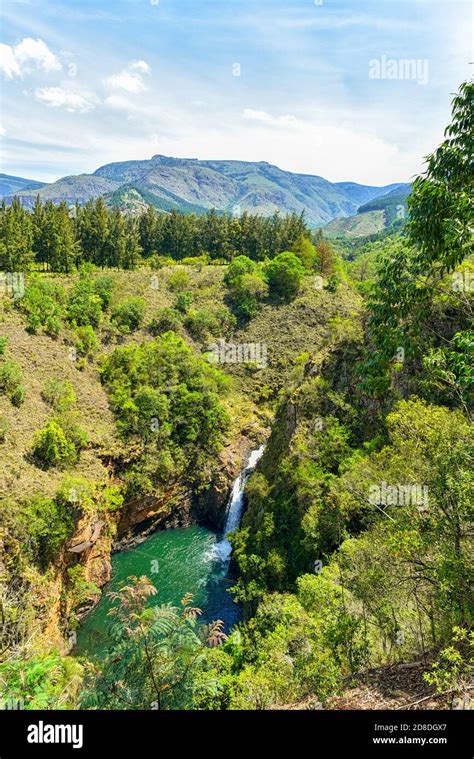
75,524,241,657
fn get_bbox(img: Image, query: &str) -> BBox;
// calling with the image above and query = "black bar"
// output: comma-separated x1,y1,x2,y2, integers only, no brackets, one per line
0,709,471,757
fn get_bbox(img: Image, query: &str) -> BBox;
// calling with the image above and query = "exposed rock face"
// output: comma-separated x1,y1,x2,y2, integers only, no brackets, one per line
115,435,263,546
197,439,253,530
68,520,105,554
66,515,112,590
114,485,193,550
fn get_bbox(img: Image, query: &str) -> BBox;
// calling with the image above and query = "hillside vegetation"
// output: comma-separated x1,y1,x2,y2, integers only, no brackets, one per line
0,81,472,712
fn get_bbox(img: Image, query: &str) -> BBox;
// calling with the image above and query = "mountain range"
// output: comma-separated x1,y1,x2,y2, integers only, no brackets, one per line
2,155,408,227
0,173,47,198
324,183,412,238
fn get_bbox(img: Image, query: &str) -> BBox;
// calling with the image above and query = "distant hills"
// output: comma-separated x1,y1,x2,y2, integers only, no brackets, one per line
0,173,47,198
2,155,407,227
324,183,412,238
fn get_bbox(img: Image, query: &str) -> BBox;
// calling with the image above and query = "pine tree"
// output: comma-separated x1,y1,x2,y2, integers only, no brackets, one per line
105,210,126,267
0,198,34,272
122,217,141,269
138,205,158,258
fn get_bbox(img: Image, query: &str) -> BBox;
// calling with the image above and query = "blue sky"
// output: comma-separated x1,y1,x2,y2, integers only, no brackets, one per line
1,0,472,184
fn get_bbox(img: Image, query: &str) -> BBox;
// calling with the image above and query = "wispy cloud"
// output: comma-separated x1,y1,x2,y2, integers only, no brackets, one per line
104,59,151,94
34,85,96,112
242,109,299,128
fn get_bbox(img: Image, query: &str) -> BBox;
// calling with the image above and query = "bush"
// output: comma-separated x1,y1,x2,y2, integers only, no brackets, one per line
229,272,268,319
11,385,26,407
101,332,229,491
18,279,65,335
0,359,23,401
42,379,76,412
112,297,146,334
224,255,255,287
180,254,210,267
74,325,99,358
149,307,182,336
175,291,194,314
0,337,8,356
67,280,103,328
168,269,191,292
184,308,220,341
325,274,340,292
291,235,317,270
32,416,87,469
93,275,114,309
149,255,174,270
265,252,304,302
0,415,9,443
57,412,89,452
22,495,75,568
32,421,77,469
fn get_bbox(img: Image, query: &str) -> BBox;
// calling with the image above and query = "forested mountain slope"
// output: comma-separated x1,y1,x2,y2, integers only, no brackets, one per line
6,154,405,227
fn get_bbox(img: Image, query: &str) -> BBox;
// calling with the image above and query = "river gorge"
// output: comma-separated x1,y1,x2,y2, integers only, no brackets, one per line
76,446,265,656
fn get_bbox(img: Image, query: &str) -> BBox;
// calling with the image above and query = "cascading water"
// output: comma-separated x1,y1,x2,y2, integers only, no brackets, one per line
214,444,265,563
76,444,266,654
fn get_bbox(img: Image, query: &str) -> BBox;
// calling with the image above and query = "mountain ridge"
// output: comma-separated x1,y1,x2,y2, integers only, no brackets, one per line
4,156,407,227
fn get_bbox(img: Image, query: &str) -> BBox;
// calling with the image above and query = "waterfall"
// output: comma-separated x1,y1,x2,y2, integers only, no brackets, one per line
214,445,265,563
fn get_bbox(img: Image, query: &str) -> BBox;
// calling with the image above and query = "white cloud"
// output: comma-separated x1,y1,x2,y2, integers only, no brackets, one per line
104,60,151,94
0,37,61,79
35,86,96,113
0,44,21,79
130,59,150,74
243,109,299,128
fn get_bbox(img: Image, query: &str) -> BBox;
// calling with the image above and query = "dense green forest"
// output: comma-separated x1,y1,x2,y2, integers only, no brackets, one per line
0,195,308,272
0,82,472,711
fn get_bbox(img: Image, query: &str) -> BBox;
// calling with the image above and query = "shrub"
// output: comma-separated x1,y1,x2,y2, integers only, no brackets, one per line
42,379,76,412
67,280,103,328
291,235,317,270
18,279,65,335
93,275,114,309
184,308,219,341
175,291,194,314
32,421,77,469
57,412,89,452
229,272,268,319
32,416,87,469
0,337,8,356
149,255,174,270
224,255,255,287
0,359,23,401
149,307,182,336
0,415,9,442
112,297,146,334
74,325,99,358
180,254,210,267
22,494,75,568
168,269,191,292
101,332,229,490
325,274,340,292
265,252,304,302
11,385,26,407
